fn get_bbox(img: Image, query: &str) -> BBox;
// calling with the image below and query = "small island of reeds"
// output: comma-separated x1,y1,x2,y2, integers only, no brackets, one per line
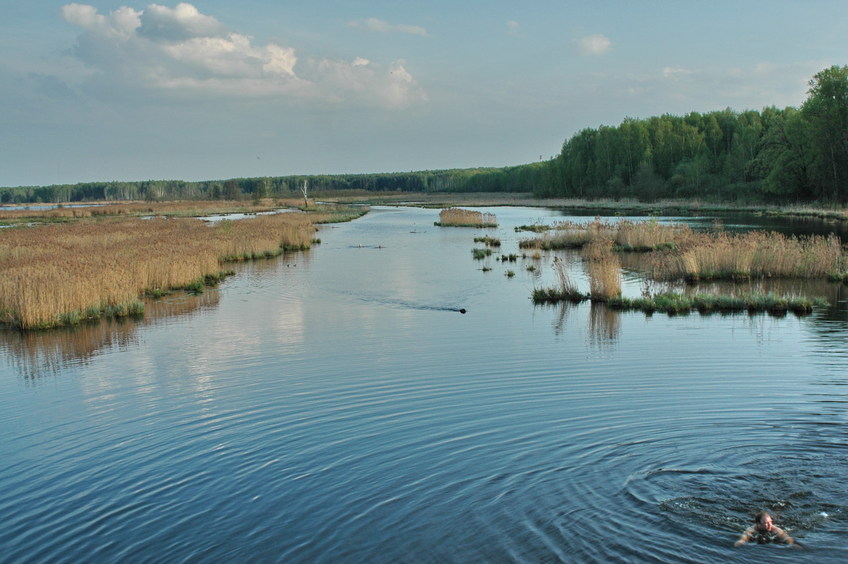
530,220,842,316
435,208,497,228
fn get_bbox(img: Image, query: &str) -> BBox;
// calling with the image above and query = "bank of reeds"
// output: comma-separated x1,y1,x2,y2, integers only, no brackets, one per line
0,212,319,329
519,219,687,251
0,199,315,224
652,231,845,281
435,208,497,227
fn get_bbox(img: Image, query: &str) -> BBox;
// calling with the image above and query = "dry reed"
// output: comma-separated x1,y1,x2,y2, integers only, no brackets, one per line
436,208,497,227
520,218,687,250
583,239,622,300
0,200,306,223
0,212,318,329
652,231,845,281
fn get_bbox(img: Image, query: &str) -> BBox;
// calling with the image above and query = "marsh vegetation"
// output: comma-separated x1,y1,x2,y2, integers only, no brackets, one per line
0,206,359,330
530,218,845,315
435,208,497,228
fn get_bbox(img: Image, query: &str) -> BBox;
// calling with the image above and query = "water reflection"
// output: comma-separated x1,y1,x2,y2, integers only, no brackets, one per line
0,291,219,382
588,302,621,347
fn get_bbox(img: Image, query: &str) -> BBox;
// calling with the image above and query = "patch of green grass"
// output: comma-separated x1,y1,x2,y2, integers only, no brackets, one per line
532,287,588,303
472,248,493,259
515,224,551,233
474,235,501,247
606,292,828,316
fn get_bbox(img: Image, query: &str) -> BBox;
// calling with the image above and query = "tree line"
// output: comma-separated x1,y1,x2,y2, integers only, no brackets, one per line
463,65,848,203
2,66,846,205
0,169,505,205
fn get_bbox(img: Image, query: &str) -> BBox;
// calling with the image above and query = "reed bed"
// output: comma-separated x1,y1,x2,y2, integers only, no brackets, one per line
652,231,845,281
435,208,497,227
0,213,318,329
0,200,306,223
519,219,686,251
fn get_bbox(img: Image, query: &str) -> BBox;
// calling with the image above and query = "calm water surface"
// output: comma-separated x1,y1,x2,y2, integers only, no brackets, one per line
1,206,846,563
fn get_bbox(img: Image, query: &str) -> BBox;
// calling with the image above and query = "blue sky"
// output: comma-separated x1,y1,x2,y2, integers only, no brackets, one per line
1,1,846,187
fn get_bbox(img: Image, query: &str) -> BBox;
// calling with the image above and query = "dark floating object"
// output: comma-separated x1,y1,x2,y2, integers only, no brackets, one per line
459,308,467,314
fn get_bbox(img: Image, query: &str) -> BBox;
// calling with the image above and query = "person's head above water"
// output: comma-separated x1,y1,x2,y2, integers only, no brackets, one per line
754,511,775,531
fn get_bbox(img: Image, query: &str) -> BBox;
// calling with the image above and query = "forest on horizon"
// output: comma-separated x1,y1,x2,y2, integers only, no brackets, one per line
2,65,847,206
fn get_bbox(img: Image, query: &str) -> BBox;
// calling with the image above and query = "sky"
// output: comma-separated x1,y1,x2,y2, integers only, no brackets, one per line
1,1,846,187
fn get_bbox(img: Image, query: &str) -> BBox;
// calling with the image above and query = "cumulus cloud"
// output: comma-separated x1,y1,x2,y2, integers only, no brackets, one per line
139,2,227,41
662,66,694,80
349,17,429,37
60,3,426,108
573,34,612,56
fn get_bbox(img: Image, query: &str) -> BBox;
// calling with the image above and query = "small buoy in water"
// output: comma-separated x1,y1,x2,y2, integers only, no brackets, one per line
459,308,467,314
820,511,829,518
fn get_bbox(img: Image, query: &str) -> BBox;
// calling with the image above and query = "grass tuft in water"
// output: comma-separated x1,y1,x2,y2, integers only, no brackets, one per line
474,235,501,247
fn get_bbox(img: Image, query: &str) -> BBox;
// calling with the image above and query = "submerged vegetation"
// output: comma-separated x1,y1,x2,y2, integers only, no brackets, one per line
435,208,497,227
0,206,356,330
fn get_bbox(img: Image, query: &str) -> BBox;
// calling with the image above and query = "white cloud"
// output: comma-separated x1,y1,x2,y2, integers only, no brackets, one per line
139,2,227,41
311,58,427,109
507,21,520,37
662,66,693,80
573,34,612,56
349,17,429,37
60,3,426,109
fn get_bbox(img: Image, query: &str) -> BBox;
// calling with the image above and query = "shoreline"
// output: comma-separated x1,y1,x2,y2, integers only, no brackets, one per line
321,192,848,222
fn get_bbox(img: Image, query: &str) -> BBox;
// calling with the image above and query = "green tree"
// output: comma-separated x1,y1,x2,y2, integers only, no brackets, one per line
801,65,848,201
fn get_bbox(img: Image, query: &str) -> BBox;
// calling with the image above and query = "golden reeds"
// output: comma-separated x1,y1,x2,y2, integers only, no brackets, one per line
0,199,310,224
652,231,845,280
436,208,497,227
520,218,688,250
0,212,319,329
583,239,622,300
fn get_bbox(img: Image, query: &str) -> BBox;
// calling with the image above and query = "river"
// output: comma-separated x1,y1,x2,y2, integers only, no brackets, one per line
1,206,845,563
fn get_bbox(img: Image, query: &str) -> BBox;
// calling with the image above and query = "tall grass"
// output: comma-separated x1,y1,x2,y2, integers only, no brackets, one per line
435,208,497,227
653,231,845,281
583,240,622,300
0,199,310,224
519,218,687,251
0,213,319,329
532,256,586,302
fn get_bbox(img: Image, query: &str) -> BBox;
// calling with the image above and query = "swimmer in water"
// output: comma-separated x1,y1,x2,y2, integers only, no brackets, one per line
734,511,800,547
